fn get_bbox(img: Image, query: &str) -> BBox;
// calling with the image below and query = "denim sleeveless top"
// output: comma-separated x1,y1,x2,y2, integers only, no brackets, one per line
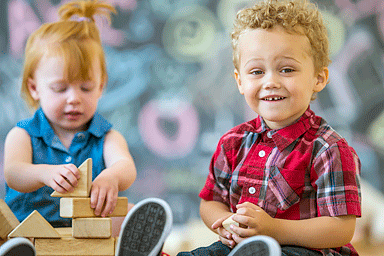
5,108,112,226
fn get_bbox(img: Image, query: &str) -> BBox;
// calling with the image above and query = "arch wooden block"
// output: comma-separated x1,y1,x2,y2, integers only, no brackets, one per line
0,199,20,239
8,210,60,238
222,215,239,235
51,158,92,198
60,197,128,218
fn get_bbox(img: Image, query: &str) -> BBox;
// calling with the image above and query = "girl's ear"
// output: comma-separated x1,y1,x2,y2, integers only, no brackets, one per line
27,78,40,101
314,67,329,93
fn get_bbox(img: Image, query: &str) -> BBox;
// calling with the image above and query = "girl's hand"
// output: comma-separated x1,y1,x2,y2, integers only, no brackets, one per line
231,202,276,244
44,164,80,193
90,173,119,217
212,214,237,248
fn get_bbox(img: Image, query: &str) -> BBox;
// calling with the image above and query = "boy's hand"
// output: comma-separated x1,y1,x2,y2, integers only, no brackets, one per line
44,164,80,193
231,202,276,244
90,173,119,217
212,214,237,248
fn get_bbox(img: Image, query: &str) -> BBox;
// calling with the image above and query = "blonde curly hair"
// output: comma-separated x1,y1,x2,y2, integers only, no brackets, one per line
21,0,116,109
231,0,330,73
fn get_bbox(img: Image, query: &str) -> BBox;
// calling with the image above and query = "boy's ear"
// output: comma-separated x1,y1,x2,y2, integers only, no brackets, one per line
314,67,329,93
234,69,244,95
27,78,40,100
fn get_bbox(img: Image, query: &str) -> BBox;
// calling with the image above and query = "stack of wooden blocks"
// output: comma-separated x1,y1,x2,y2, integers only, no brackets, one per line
0,158,128,256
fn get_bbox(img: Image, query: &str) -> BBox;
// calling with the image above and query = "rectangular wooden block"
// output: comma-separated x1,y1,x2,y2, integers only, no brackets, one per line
35,237,115,256
60,197,128,218
0,199,20,239
55,228,72,237
72,218,112,238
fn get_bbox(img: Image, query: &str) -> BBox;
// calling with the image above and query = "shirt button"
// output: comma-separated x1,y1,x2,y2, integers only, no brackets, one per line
65,156,72,163
77,133,85,140
258,150,266,157
249,187,256,194
267,132,272,138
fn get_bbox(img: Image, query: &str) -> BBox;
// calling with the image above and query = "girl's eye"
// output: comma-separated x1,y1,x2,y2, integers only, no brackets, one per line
81,86,92,92
81,82,95,92
81,85,94,92
50,84,66,92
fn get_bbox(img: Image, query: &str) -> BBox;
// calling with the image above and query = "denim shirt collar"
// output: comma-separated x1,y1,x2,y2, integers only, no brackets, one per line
27,108,112,152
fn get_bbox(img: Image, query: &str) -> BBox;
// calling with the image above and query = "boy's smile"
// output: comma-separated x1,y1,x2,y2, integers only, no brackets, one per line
234,26,328,130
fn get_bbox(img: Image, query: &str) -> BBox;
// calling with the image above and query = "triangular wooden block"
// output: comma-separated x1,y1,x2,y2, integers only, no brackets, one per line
0,199,20,239
8,210,60,238
51,158,92,197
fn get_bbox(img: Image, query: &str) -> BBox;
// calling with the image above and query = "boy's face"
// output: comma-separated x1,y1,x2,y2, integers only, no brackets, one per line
27,55,104,135
234,26,328,130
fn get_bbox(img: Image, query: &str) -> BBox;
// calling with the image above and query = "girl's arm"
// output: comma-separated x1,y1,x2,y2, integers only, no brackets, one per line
4,127,79,193
90,129,137,217
231,202,356,249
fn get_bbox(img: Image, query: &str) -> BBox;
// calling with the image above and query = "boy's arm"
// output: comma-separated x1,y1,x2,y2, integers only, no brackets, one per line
200,199,238,248
4,127,79,193
231,202,356,249
91,129,137,217
200,199,233,232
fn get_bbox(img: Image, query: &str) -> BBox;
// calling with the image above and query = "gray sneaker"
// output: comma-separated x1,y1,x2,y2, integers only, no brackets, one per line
228,236,281,256
0,238,36,256
115,198,173,256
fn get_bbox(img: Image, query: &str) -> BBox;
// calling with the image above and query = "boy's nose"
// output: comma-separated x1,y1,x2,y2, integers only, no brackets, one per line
262,72,281,89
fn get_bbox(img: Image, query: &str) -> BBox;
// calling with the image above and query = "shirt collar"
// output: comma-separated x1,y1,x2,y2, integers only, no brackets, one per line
252,107,318,152
30,108,111,145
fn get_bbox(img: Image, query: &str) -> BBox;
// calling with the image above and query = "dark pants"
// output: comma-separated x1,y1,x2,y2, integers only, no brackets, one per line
176,241,322,256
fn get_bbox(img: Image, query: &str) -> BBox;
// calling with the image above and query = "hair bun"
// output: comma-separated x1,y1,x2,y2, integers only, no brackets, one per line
58,0,116,24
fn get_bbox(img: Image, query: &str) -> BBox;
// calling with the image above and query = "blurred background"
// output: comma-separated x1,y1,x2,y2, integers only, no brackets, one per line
0,0,384,255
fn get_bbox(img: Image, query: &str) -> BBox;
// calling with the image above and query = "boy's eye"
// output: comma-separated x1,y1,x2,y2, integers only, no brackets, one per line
281,68,294,73
251,70,264,75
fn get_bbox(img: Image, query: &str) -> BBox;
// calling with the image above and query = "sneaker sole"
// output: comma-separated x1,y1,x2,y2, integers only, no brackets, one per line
115,198,172,256
228,236,281,256
0,238,36,256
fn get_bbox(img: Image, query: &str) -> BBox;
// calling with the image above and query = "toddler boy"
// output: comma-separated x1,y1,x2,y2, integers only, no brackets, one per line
179,0,361,255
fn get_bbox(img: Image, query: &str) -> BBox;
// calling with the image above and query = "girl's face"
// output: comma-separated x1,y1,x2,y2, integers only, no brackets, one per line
27,55,104,136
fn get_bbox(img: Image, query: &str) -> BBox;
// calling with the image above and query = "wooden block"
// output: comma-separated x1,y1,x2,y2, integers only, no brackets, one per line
222,215,239,235
60,197,128,218
0,199,20,239
35,237,115,256
55,228,72,237
72,218,112,238
51,158,92,198
0,238,8,246
8,210,60,238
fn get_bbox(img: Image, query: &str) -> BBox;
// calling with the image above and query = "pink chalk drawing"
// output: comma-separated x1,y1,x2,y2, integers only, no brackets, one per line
8,0,129,56
138,99,200,159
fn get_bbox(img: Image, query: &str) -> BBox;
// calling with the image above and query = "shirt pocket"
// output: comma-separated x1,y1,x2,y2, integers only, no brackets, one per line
266,166,304,211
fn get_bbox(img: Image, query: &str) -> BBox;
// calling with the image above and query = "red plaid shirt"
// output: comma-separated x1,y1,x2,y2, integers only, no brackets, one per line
199,108,361,255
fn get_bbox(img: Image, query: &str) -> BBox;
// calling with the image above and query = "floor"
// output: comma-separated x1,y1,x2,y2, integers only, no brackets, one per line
163,219,384,256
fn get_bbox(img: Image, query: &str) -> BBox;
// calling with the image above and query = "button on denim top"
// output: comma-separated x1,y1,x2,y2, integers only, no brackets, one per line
5,108,112,225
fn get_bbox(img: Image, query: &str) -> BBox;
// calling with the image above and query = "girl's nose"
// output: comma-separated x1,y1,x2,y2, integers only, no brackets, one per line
66,89,81,104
